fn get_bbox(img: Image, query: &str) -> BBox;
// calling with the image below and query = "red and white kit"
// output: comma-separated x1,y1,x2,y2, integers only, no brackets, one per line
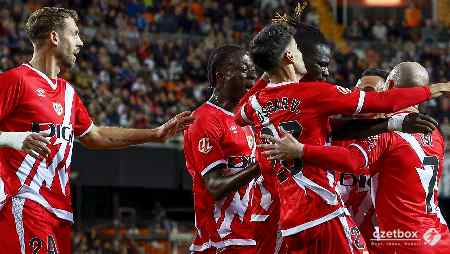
0,64,93,253
333,139,378,253
235,80,432,253
184,102,272,253
303,126,450,253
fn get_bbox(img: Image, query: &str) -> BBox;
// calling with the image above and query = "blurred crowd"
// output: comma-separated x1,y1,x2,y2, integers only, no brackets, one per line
1,0,449,134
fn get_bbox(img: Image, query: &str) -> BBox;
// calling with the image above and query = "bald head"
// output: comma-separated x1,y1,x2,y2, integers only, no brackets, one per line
387,62,429,88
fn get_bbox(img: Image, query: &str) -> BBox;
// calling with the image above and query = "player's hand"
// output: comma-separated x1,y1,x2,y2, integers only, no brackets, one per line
430,82,450,97
402,113,438,133
22,132,51,160
156,111,195,142
258,128,304,161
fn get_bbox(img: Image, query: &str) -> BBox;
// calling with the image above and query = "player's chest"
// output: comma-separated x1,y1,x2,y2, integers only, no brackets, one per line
221,120,255,155
20,84,70,123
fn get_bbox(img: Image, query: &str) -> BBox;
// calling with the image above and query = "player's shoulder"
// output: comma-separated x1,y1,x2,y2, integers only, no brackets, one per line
191,103,225,127
0,64,28,79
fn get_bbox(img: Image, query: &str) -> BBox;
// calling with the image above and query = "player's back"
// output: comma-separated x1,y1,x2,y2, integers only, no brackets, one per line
183,102,256,251
242,81,352,234
373,129,447,236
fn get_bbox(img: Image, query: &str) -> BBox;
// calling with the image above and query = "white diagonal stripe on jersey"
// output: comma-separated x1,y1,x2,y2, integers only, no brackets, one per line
249,95,269,126
249,95,280,140
0,177,6,211
189,239,256,252
395,132,425,160
355,91,366,114
395,132,438,213
30,84,75,190
16,155,36,185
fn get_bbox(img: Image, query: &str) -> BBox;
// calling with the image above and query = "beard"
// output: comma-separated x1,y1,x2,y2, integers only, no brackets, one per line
56,48,76,68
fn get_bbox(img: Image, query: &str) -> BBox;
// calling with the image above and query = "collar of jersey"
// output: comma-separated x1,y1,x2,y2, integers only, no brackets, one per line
22,63,58,90
266,81,296,88
206,101,234,116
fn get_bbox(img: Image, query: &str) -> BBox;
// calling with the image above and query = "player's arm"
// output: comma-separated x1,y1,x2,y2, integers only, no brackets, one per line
0,71,50,159
319,82,450,116
330,113,438,140
258,129,368,174
203,164,259,200
79,111,194,149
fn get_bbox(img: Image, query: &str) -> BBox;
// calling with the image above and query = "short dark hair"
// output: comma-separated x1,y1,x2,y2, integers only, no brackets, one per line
295,24,329,56
249,23,295,72
25,7,78,44
361,68,389,80
207,44,245,89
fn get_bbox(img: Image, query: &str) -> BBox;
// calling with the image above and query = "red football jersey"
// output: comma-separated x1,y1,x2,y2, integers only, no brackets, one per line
350,130,448,237
235,81,432,237
0,64,93,222
334,139,377,243
183,102,258,252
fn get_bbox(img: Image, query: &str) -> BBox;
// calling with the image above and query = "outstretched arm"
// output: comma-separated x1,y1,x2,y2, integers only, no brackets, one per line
259,129,367,174
330,113,438,140
80,112,194,149
203,164,259,200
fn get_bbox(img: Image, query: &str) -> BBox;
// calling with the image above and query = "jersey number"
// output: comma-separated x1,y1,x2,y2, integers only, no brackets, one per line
261,121,303,182
423,156,439,213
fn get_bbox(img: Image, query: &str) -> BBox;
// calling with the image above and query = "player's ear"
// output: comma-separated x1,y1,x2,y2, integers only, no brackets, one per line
215,72,225,88
284,50,295,65
49,31,59,47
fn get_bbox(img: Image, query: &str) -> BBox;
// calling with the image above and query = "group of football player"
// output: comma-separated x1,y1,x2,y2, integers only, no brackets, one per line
183,5,450,254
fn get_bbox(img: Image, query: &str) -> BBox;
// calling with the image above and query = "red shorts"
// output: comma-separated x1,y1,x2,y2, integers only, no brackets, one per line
284,215,368,254
253,211,287,254
0,197,72,254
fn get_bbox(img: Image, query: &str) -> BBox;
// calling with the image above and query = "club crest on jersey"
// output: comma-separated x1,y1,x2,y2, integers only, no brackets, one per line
53,103,64,116
35,88,46,97
336,86,352,94
198,138,213,154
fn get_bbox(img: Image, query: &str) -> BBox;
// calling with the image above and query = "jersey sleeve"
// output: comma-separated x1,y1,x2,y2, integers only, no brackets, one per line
303,134,390,174
185,115,227,176
315,82,431,116
0,71,23,121
234,78,267,127
73,93,94,138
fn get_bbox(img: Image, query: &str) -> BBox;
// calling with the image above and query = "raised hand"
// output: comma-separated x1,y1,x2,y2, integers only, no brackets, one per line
156,111,195,142
258,128,304,161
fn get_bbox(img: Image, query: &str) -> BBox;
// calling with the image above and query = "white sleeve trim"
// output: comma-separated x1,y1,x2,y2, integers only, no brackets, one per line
78,121,95,138
240,105,251,125
201,159,227,176
349,143,368,168
354,91,366,114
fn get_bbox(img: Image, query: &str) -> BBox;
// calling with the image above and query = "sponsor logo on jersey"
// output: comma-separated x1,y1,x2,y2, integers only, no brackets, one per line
198,138,213,154
32,122,74,144
53,103,64,116
423,228,441,246
35,88,46,97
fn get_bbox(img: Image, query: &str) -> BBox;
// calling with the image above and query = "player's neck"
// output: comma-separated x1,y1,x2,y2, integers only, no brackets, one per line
29,50,60,79
269,65,299,84
208,92,236,112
